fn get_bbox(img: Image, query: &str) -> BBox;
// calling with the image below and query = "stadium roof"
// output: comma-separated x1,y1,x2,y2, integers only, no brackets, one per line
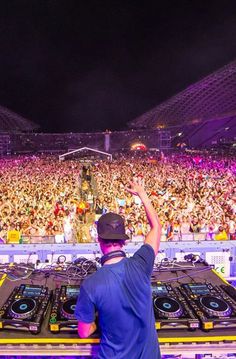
0,105,39,132
129,60,236,129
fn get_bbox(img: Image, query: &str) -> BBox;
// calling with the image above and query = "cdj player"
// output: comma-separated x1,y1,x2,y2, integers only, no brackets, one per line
152,283,199,330
49,285,80,332
0,284,51,333
180,283,236,330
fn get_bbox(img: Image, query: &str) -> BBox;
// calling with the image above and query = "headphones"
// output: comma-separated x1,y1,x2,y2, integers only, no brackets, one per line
101,250,126,266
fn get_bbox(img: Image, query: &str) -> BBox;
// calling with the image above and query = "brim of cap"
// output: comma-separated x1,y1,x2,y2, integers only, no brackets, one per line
98,233,129,240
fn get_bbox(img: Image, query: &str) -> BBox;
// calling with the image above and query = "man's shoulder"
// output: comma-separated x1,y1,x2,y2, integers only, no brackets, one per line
129,244,155,277
133,243,155,259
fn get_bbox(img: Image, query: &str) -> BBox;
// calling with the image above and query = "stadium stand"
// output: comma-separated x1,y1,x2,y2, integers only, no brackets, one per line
129,60,236,148
0,105,39,133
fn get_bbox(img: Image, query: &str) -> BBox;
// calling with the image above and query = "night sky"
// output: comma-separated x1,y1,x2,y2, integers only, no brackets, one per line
0,1,236,133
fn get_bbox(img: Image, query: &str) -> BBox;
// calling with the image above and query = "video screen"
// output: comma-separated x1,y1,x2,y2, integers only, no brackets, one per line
151,284,168,295
66,286,80,297
188,284,210,295
23,286,42,297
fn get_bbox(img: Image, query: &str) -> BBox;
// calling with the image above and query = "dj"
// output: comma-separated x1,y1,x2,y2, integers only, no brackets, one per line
75,177,162,358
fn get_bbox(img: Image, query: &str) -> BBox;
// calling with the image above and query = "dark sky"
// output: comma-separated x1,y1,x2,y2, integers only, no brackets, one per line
0,0,236,132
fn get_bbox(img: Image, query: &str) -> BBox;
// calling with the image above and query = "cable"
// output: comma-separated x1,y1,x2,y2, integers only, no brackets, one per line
57,255,66,264
0,258,211,285
181,269,196,283
164,266,212,283
153,258,196,272
174,270,182,285
0,257,98,282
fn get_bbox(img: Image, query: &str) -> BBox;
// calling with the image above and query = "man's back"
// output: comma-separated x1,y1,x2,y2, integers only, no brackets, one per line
75,244,160,359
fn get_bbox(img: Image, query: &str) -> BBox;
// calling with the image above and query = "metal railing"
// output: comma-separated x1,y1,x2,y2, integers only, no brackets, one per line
0,232,231,244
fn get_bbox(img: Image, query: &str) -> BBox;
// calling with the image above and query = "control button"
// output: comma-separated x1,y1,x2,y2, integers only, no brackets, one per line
204,322,213,329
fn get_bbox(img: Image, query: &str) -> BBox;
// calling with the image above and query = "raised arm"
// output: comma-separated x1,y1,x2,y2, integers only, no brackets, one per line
127,177,162,255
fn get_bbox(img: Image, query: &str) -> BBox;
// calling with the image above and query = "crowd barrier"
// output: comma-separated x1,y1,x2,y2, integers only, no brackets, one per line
0,240,235,279
1,232,232,244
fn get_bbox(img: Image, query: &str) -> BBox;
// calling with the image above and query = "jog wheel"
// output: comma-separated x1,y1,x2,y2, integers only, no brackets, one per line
154,297,183,318
61,298,77,319
10,298,37,319
200,296,232,317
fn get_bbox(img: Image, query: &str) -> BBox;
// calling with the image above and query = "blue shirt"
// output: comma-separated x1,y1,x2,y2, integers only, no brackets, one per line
75,244,160,359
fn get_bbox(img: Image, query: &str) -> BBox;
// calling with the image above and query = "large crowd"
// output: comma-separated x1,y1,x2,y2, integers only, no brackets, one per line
92,153,236,241
0,152,235,242
0,156,82,242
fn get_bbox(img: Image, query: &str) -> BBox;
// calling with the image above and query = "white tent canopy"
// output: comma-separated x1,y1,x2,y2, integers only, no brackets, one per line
59,147,112,161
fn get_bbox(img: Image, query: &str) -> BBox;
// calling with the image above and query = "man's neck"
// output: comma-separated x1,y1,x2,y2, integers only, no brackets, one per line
101,249,126,265
104,256,124,265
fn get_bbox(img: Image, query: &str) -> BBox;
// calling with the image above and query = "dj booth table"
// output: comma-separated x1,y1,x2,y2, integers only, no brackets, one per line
0,241,236,359
0,331,235,358
0,262,236,358
0,330,235,358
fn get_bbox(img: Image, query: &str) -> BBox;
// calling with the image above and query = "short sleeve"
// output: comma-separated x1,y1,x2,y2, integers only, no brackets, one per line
132,244,155,277
75,285,96,323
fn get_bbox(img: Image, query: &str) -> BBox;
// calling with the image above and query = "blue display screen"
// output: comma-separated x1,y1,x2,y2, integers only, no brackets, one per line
23,286,42,297
152,284,168,295
66,286,80,297
188,284,210,295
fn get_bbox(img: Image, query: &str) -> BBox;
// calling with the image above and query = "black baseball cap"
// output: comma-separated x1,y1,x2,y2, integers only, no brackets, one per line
97,212,129,240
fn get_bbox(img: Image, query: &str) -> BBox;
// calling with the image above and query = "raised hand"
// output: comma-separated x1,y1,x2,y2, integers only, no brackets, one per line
126,177,145,197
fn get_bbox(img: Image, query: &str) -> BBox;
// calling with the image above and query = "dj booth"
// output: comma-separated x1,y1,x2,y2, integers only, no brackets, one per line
0,240,236,358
